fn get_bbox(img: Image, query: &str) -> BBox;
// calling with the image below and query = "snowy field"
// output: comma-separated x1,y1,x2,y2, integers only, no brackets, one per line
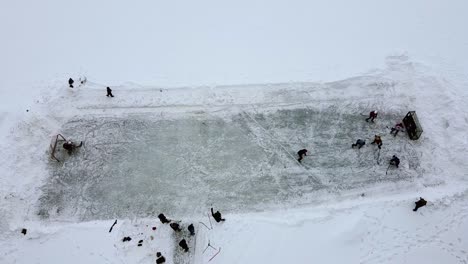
1,0,468,263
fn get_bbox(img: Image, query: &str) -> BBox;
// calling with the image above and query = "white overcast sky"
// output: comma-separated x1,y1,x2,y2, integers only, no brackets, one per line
1,0,467,109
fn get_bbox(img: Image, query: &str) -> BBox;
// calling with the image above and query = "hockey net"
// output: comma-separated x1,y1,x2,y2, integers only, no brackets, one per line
50,134,67,162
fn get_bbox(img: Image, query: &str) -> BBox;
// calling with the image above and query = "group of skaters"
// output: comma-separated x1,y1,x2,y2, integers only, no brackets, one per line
68,77,114,97
120,208,225,263
150,207,225,261
296,110,427,212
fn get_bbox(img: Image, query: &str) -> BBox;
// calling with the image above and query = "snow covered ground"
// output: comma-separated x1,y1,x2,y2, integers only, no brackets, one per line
1,1,468,263
1,55,468,263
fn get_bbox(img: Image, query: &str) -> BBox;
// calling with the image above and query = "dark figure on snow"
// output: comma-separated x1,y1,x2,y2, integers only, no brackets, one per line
352,139,365,149
106,86,114,97
390,155,400,168
62,141,83,155
211,207,225,222
297,149,308,163
179,239,189,252
156,252,166,264
170,222,182,232
158,213,170,224
413,197,427,212
188,224,195,236
366,111,378,122
371,135,382,149
390,123,404,137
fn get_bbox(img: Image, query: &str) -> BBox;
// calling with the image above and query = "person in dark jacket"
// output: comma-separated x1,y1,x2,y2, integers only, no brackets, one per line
297,149,308,163
366,111,378,122
170,222,181,232
390,155,400,168
62,141,82,154
179,239,189,252
69,78,74,88
106,86,114,97
371,135,382,149
413,197,427,211
211,207,225,222
352,139,366,149
188,224,195,236
158,213,170,224
156,252,166,264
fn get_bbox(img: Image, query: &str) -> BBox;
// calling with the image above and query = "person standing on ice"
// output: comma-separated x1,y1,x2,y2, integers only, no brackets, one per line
366,111,378,122
68,78,74,88
297,149,308,163
62,141,83,155
352,139,365,149
158,213,170,224
188,224,195,236
211,207,225,222
156,252,166,263
389,155,400,168
170,222,182,232
413,197,427,211
390,122,404,137
179,239,189,252
371,135,382,149
106,86,114,97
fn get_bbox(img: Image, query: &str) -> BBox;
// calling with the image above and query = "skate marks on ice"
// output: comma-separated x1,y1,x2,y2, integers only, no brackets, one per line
235,106,422,190
38,105,422,220
38,115,301,220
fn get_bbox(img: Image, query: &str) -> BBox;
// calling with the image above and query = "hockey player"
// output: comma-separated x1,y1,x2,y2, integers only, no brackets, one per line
390,122,404,136
413,197,427,212
179,239,189,252
370,135,382,149
62,141,82,155
170,222,182,232
158,213,170,224
365,111,378,122
156,252,166,264
68,78,74,88
188,224,195,236
390,155,400,168
352,139,366,149
106,86,114,97
211,207,225,222
297,149,308,163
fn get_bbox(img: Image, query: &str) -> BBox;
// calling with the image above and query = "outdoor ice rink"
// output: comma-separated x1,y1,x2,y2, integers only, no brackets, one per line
38,76,424,221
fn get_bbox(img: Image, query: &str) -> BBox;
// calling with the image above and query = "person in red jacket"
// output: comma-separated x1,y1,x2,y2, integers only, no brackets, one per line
390,122,405,136
366,111,378,122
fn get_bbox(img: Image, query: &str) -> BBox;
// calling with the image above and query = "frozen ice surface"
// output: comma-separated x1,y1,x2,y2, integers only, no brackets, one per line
38,104,422,221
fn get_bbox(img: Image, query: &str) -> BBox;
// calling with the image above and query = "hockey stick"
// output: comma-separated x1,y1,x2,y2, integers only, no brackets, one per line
386,164,391,175
207,212,213,230
208,247,221,262
376,148,381,165
199,221,211,230
108,219,117,233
